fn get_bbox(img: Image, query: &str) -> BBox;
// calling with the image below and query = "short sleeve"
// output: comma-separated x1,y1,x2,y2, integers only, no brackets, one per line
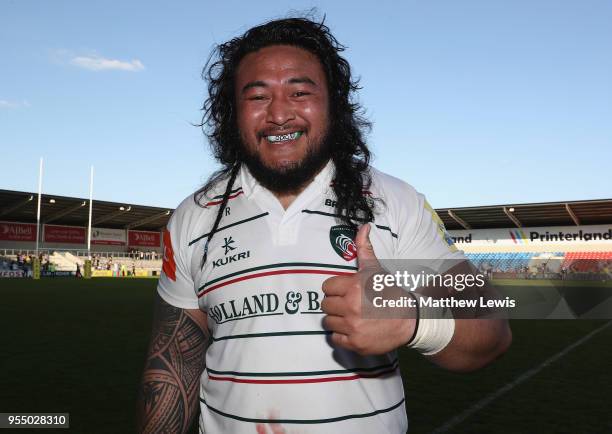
397,190,466,263
157,206,200,309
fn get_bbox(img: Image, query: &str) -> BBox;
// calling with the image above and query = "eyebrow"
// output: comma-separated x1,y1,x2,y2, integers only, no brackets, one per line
287,76,317,86
241,80,267,93
241,76,318,93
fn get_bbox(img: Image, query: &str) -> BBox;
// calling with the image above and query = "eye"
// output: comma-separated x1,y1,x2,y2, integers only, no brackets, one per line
293,91,310,97
248,95,267,101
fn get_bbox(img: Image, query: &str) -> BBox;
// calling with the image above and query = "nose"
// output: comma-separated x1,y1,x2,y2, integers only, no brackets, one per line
266,94,295,126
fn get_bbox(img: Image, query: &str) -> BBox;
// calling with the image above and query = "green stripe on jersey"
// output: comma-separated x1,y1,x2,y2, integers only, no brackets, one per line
210,187,243,200
199,261,358,291
188,212,269,246
211,330,331,342
199,396,405,424
301,210,399,238
206,358,399,377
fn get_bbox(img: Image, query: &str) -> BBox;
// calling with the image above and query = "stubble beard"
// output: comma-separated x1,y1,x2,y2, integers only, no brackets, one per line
239,130,332,195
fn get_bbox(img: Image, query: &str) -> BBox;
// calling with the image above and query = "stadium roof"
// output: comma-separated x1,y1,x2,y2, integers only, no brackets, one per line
1,189,611,231
438,199,612,230
0,190,172,231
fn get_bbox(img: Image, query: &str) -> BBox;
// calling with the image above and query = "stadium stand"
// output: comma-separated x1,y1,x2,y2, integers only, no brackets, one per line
0,188,167,277
466,252,568,273
466,252,532,272
562,251,612,273
51,252,79,271
1,189,611,280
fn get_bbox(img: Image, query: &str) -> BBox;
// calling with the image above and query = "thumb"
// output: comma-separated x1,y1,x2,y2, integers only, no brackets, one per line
356,223,378,270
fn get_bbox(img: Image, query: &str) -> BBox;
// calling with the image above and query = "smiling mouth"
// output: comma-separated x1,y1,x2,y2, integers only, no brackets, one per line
265,131,303,143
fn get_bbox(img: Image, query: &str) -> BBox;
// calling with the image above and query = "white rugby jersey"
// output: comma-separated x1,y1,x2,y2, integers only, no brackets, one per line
158,162,465,434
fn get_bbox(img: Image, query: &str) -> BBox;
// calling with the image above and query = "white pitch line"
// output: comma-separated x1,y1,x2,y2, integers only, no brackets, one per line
432,320,612,434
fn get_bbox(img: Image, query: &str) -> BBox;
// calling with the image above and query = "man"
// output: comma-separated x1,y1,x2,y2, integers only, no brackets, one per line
137,17,511,433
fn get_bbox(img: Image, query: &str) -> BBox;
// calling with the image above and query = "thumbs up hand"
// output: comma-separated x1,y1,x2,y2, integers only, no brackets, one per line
321,224,416,355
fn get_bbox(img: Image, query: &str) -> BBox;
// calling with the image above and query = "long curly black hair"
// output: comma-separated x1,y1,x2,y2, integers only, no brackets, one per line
195,16,376,264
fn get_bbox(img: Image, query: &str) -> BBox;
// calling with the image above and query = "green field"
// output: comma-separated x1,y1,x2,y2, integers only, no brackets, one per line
1,278,611,433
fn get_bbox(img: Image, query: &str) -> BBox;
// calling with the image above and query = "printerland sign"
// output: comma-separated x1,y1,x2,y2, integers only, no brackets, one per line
0,222,37,241
448,224,612,246
128,230,161,247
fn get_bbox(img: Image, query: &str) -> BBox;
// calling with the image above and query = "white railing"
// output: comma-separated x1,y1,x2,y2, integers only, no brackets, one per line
1,249,159,260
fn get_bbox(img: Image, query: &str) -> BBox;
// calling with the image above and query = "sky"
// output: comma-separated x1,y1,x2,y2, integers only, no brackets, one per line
1,0,611,210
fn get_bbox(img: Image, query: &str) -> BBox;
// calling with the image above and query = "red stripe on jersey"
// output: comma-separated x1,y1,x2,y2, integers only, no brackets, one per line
205,191,244,207
199,269,353,297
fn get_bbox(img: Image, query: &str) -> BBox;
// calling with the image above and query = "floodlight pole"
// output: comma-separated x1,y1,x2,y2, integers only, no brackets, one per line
87,166,94,258
36,157,43,255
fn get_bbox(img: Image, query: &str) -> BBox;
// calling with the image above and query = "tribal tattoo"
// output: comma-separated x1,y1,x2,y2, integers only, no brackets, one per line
137,295,209,433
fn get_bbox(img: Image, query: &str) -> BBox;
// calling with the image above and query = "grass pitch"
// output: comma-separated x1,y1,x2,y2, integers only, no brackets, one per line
1,278,610,433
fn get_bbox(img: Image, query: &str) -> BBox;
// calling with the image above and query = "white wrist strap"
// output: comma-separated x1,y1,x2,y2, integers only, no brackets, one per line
407,294,455,355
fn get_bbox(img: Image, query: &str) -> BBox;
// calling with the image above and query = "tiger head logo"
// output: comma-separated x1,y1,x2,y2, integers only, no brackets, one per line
329,225,357,261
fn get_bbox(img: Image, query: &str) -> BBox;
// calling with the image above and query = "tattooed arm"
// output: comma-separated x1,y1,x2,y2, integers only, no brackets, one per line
137,294,209,434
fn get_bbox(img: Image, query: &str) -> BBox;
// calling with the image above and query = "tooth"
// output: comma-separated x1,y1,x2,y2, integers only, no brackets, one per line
266,132,301,142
